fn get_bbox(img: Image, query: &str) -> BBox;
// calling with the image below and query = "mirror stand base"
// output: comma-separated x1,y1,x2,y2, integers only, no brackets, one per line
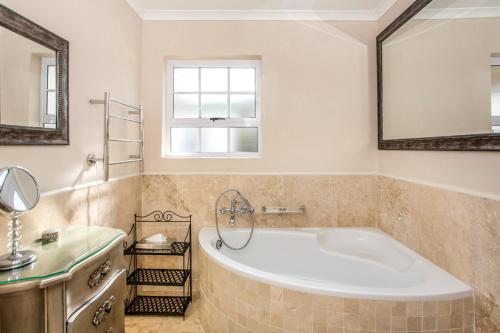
0,250,36,271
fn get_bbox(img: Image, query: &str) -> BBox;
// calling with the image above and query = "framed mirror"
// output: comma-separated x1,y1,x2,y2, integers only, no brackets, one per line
377,0,500,151
0,4,68,145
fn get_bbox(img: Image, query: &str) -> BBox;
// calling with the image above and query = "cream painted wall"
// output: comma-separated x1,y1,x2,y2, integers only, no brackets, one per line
377,0,500,199
0,0,497,201
0,0,142,193
141,20,379,174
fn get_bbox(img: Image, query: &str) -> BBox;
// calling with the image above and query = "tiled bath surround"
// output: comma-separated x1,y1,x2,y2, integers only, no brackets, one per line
139,174,378,296
141,174,499,332
200,249,474,333
377,177,500,333
0,173,497,332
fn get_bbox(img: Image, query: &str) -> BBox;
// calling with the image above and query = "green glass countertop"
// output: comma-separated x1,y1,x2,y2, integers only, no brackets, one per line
0,226,125,285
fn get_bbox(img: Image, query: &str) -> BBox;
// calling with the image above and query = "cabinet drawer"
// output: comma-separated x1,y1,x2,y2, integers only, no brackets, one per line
66,241,125,316
67,269,125,333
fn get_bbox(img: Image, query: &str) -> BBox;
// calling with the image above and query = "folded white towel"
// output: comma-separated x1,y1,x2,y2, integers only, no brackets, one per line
142,233,168,244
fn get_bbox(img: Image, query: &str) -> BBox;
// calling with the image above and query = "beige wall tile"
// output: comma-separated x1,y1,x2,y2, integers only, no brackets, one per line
407,301,423,317
392,302,407,316
406,316,422,332
392,316,406,331
0,176,141,247
377,176,500,332
284,176,336,227
200,246,473,333
142,175,177,214
229,175,284,227
333,175,377,227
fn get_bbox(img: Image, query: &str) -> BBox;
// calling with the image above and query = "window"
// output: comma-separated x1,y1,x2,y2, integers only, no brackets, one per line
491,57,500,133
165,60,261,157
40,57,57,129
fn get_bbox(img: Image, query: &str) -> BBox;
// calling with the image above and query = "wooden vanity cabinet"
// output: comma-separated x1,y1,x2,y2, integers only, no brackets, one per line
0,226,127,333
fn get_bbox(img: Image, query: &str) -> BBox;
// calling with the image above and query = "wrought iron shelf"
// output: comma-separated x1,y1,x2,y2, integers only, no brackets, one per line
125,295,191,316
127,268,190,287
124,242,190,256
124,210,192,317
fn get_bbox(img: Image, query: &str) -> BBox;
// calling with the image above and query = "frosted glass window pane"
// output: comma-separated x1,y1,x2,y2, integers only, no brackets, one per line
44,123,56,129
47,65,56,90
230,128,258,152
230,68,255,92
201,94,228,118
201,68,228,92
174,68,199,92
171,128,199,153
230,94,255,118
47,91,57,115
174,94,199,118
201,128,228,152
492,91,500,116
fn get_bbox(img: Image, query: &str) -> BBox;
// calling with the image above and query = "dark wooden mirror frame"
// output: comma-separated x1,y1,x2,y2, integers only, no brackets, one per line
0,4,68,145
377,0,500,151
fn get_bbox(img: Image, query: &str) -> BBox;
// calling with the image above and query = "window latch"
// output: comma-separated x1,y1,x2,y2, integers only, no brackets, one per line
210,117,226,122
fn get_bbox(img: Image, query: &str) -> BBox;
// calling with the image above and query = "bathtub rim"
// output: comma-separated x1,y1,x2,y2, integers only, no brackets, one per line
199,227,473,301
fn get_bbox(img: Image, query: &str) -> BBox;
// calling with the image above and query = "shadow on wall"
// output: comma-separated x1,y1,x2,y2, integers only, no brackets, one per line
0,175,142,251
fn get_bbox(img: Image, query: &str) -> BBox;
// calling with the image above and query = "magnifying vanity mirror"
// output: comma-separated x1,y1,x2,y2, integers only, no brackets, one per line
0,167,40,270
377,0,500,151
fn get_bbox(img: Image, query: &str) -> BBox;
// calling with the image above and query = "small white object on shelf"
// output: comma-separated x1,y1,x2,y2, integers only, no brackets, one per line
136,233,175,250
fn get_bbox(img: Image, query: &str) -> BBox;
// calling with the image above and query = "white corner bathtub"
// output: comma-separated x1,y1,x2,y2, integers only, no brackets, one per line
199,227,472,301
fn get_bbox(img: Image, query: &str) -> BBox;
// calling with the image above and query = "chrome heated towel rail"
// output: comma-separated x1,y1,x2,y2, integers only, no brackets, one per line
88,92,144,181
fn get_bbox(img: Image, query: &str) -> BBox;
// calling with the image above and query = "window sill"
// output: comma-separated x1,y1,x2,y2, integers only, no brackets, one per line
163,153,261,159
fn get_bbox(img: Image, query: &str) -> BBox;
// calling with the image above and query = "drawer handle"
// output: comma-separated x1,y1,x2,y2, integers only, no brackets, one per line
92,295,116,326
104,295,116,312
106,328,114,333
88,260,112,288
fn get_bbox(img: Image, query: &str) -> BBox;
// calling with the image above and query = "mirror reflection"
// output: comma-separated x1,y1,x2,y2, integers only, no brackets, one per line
491,57,500,133
0,26,57,129
382,0,500,140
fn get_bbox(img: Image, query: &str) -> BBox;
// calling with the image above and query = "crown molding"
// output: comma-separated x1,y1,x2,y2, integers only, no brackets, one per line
416,6,500,20
125,0,146,18
374,0,398,20
125,0,398,22
141,9,381,21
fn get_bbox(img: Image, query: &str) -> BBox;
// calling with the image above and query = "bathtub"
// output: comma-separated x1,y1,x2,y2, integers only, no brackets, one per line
199,228,474,333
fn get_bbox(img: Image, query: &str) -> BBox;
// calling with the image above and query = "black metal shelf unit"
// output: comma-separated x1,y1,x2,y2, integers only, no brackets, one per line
124,210,192,317
124,242,190,256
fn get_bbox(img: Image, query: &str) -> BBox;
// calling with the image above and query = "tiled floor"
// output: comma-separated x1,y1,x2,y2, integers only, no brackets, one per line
125,297,204,333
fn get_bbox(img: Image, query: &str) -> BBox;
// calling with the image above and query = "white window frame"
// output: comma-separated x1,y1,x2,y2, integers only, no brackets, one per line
40,57,57,128
492,57,500,133
164,59,261,158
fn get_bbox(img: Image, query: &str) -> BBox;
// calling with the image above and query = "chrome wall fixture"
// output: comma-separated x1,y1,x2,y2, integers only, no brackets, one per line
219,197,255,225
215,189,256,250
88,92,144,181
261,206,305,214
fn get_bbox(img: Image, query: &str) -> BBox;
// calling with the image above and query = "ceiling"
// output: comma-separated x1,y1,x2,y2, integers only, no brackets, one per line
125,0,397,21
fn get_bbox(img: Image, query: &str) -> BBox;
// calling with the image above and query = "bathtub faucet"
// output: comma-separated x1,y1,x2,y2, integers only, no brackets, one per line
219,198,254,225
215,189,256,250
